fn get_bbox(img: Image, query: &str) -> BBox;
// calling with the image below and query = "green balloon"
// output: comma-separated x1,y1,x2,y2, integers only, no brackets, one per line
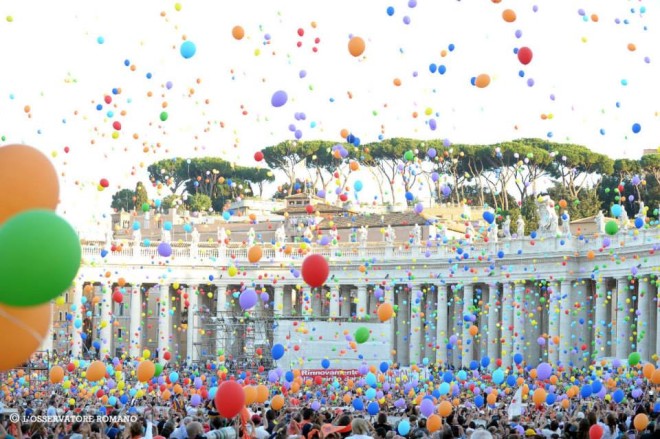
605,220,619,235
403,150,414,161
0,210,81,307
154,363,164,377
160,111,169,121
628,352,641,366
141,202,150,212
355,327,370,344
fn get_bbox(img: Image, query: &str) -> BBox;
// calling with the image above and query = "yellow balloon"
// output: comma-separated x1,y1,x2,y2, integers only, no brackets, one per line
143,349,151,359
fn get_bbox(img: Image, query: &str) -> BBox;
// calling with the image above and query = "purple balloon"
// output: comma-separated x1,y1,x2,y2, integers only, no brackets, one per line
239,288,258,310
414,203,424,214
271,90,288,107
420,398,435,417
537,362,552,380
427,148,437,158
194,377,203,389
261,292,270,302
157,242,172,257
191,394,202,407
311,401,321,411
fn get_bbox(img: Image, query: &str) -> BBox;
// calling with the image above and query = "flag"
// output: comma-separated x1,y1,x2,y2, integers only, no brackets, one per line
508,386,523,420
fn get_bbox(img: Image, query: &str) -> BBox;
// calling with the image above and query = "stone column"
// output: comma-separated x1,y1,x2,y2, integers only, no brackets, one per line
283,286,293,316
186,287,199,363
548,281,560,366
501,282,514,369
513,282,526,363
486,283,500,367
157,285,171,362
72,283,84,358
40,318,54,353
385,286,396,362
311,288,323,317
357,285,368,319
559,280,573,367
409,286,422,366
216,285,227,357
594,278,608,359
274,285,284,317
100,285,113,357
654,278,660,358
341,287,351,317
129,285,142,358
616,277,631,359
637,276,650,360
329,286,340,318
436,283,449,366
462,283,474,368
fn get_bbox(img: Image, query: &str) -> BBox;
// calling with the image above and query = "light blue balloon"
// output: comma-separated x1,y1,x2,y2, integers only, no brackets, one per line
398,421,410,436
492,369,505,385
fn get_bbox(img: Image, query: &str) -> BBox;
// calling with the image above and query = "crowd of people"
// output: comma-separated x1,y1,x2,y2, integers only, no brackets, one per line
2,354,660,439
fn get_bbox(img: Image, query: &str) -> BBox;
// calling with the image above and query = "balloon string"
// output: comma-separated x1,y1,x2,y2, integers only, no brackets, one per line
0,306,47,342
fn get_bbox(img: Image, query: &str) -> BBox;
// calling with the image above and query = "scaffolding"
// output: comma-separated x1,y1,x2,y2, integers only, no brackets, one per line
193,308,274,373
0,350,50,395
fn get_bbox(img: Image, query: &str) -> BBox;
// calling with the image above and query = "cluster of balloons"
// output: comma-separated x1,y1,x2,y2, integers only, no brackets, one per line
0,144,81,371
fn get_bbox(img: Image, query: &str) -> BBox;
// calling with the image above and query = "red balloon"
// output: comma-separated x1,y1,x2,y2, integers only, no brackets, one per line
517,47,533,65
589,425,604,439
67,362,76,372
100,178,110,188
215,380,245,419
305,204,314,214
254,151,264,162
302,254,329,287
163,351,172,361
112,291,123,303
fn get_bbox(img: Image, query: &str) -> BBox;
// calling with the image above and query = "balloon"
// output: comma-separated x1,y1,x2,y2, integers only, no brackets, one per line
533,388,547,406
158,242,172,257
377,303,394,322
272,344,285,360
215,380,245,419
0,145,60,224
0,302,51,371
438,400,452,417
271,90,288,108
610,204,622,218
517,47,533,65
604,220,619,235
301,254,329,287
397,420,410,435
248,246,263,263
367,401,379,415
581,385,592,398
271,394,284,411
239,289,258,310
537,362,552,380
513,353,523,365
244,386,257,405
137,361,155,382
632,123,642,134
348,36,366,57
86,361,106,382
492,369,505,384
475,74,491,88
321,359,330,369
420,398,435,417
232,26,245,40
628,352,641,366
635,217,644,229
634,414,649,431
482,211,495,224
502,9,517,22
49,365,64,384
256,384,269,403
589,425,604,439
0,210,81,307
354,327,370,344
180,40,196,59
427,415,442,433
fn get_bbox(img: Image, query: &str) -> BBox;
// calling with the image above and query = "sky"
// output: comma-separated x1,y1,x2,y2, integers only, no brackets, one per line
0,0,658,235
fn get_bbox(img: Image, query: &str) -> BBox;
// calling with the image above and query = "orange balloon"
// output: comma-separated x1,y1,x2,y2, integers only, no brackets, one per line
244,385,257,405
438,400,452,417
532,388,546,406
469,325,478,336
0,302,51,372
651,369,660,385
487,393,497,405
561,399,570,409
162,389,171,400
475,74,491,88
427,415,442,433
349,160,360,171
502,9,517,22
348,36,366,57
627,43,636,52
86,360,106,382
587,250,595,260
248,246,263,263
529,369,538,379
232,26,245,40
271,394,285,410
393,78,402,87
256,384,269,403
377,303,394,322
340,129,349,139
137,360,156,382
0,145,60,224
558,199,568,209
634,414,649,431
643,363,656,379
49,365,64,384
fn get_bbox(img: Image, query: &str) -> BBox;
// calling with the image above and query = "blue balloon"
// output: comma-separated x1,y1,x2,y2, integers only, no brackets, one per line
398,421,411,436
513,353,524,365
546,393,556,405
386,6,395,16
632,123,641,134
443,371,454,383
470,360,479,370
272,344,285,360
612,388,625,403
180,41,197,59
475,395,484,408
591,380,602,394
285,371,294,382
169,372,179,383
482,211,495,224
354,181,363,192
611,204,623,218
93,341,101,350
506,375,517,387
580,384,593,398
352,398,364,411
492,369,505,385
481,356,490,368
635,217,644,229
365,388,377,400
321,359,330,369
368,401,379,415
366,372,377,387
379,362,389,373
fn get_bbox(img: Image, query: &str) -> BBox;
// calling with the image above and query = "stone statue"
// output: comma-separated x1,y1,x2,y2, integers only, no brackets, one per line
465,222,474,244
247,227,256,246
462,203,471,220
132,228,142,245
329,227,339,245
594,211,605,234
636,201,646,221
516,216,525,238
428,223,436,241
620,207,629,230
275,224,286,244
385,225,396,245
217,227,228,246
191,227,200,245
561,211,571,238
412,223,422,246
303,226,314,242
502,215,511,239
359,225,368,246
160,227,171,244
488,221,498,243
536,195,558,236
